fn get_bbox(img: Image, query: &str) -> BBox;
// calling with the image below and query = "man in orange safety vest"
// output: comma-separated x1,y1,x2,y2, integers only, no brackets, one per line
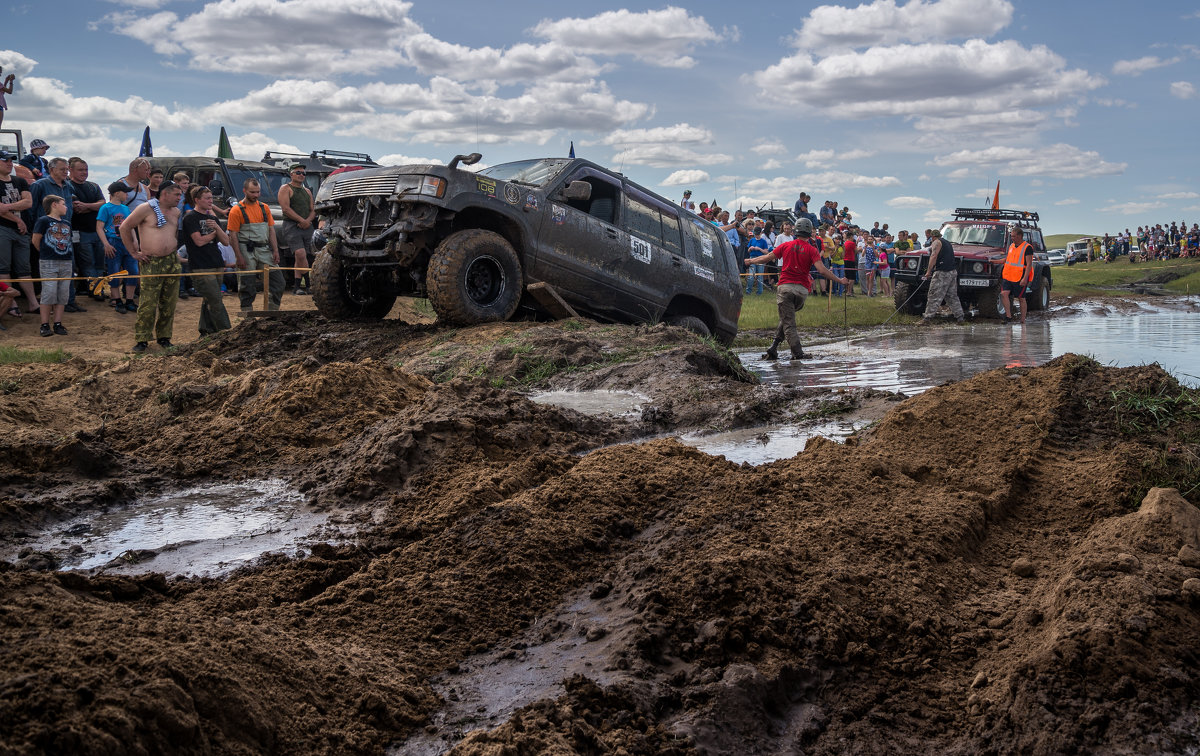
1000,225,1035,325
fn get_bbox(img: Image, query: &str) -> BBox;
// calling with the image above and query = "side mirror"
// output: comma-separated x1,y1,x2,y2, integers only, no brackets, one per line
561,180,591,202
449,152,482,170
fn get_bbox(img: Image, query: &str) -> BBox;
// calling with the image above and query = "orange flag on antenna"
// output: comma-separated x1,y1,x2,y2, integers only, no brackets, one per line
991,180,1000,210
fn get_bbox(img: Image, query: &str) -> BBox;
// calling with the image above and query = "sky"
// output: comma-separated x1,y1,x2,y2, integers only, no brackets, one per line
3,0,1198,237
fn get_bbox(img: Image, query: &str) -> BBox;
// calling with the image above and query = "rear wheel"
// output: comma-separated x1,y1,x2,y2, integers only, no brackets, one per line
310,249,396,320
427,230,523,324
666,314,711,338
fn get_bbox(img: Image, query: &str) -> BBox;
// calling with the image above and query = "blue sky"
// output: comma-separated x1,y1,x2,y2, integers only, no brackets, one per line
3,0,1197,236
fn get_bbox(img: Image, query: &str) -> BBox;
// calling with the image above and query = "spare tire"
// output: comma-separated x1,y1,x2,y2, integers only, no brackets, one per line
427,230,523,324
310,249,396,320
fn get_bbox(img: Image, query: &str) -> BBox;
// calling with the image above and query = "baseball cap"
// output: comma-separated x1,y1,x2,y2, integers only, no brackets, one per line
0,150,13,161
30,138,49,150
108,180,134,195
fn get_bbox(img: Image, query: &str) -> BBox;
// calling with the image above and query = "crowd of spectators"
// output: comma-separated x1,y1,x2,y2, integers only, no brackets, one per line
0,141,308,341
685,190,933,298
1081,224,1199,262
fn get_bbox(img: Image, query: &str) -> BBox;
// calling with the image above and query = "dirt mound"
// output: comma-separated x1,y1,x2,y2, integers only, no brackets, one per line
2,316,1199,755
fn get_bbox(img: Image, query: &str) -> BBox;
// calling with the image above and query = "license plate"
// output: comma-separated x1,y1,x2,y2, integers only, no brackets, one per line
958,277,990,287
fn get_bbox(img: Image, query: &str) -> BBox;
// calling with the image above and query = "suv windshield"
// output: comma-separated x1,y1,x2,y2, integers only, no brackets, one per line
479,159,571,187
228,167,288,204
942,222,1005,247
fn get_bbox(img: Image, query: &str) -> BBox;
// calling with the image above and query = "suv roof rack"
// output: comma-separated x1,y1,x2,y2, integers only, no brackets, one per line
952,207,1040,223
262,149,375,167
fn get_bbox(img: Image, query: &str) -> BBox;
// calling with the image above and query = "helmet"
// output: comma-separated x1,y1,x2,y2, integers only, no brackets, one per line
794,217,814,237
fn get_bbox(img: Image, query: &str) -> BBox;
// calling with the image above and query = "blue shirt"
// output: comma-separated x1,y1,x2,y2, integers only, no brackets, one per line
29,177,74,227
725,227,739,249
97,202,132,242
747,236,770,258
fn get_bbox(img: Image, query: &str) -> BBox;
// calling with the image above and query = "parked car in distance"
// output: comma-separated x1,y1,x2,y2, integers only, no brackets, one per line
1044,248,1067,266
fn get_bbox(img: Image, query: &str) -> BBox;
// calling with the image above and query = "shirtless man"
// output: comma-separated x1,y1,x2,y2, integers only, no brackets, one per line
120,181,182,352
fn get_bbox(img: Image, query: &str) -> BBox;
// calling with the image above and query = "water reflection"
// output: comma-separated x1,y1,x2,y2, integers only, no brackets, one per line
741,309,1200,392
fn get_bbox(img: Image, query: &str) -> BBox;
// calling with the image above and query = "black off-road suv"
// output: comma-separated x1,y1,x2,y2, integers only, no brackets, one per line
891,208,1052,319
311,153,743,344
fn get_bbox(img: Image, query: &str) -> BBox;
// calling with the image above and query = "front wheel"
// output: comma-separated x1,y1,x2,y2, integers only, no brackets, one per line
976,285,1006,319
666,314,711,338
427,230,523,324
1027,275,1049,311
310,249,397,320
893,280,925,315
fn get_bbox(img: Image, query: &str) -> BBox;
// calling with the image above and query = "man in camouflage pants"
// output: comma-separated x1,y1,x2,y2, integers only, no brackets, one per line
120,181,183,352
920,228,964,324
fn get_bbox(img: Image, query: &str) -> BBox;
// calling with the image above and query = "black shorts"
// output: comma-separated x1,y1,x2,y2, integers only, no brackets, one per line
1001,278,1026,296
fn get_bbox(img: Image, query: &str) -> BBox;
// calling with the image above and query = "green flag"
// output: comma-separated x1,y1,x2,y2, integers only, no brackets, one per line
217,127,234,159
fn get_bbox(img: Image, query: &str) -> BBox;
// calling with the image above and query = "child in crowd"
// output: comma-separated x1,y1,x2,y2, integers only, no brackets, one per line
30,196,73,336
96,181,139,313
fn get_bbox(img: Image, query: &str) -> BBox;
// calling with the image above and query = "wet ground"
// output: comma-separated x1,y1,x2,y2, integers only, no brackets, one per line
2,299,1200,755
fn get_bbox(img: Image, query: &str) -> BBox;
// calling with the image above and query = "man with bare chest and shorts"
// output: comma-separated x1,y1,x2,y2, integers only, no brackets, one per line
120,180,182,352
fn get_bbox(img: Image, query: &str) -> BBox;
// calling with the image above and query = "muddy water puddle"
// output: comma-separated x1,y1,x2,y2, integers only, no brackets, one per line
2,479,338,577
741,307,1200,392
529,389,649,417
679,418,866,465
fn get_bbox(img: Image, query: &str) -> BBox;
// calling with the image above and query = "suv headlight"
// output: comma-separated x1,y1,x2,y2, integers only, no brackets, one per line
419,176,446,198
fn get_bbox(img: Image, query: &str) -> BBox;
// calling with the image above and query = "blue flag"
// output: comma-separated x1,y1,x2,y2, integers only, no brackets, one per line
138,126,153,157
568,141,575,159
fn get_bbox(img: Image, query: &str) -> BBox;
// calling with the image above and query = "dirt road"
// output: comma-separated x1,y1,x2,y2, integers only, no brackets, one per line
1,309,1198,755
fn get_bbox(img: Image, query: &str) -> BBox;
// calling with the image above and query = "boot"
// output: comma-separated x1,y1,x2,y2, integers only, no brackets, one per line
762,346,779,360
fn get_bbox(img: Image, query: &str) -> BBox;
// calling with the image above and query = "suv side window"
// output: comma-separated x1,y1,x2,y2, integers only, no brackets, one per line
659,211,682,257
684,219,725,272
1027,229,1045,251
559,170,621,226
624,194,662,247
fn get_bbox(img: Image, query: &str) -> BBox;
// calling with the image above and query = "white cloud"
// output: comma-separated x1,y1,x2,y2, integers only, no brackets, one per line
751,140,786,156
911,109,1048,136
597,124,712,146
932,143,1126,179
662,169,710,187
9,74,193,131
796,149,835,168
401,34,601,84
751,40,1104,118
793,0,1014,51
1098,201,1166,215
922,208,952,222
759,159,782,170
107,0,421,76
887,196,935,208
740,171,902,202
103,0,170,8
1160,191,1199,200
839,149,876,161
377,153,443,166
1169,81,1197,99
1183,205,1200,213
1055,198,1080,205
1112,56,1179,76
202,132,303,161
610,144,733,169
531,7,721,68
602,124,730,168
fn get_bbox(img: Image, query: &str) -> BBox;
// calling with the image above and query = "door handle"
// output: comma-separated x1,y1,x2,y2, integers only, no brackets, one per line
671,255,684,267
605,228,618,239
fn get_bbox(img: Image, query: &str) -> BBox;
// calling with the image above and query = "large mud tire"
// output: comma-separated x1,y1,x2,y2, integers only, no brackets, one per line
976,284,1006,319
893,281,925,315
667,315,711,339
310,249,396,320
427,230,523,325
1028,274,1050,311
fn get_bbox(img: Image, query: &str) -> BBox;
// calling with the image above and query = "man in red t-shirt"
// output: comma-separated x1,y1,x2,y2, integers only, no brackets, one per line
746,218,847,360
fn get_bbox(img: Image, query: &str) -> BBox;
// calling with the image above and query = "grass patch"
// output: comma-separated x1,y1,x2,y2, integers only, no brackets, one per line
0,345,71,364
1050,258,1200,296
738,289,915,331
1108,385,1200,436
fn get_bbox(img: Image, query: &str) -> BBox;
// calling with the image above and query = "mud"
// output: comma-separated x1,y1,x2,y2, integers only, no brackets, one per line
2,311,1200,755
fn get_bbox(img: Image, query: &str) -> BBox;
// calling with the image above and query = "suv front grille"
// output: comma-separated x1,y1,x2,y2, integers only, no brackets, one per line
329,174,401,200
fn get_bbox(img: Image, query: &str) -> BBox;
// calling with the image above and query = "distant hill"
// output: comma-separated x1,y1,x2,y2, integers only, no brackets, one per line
1044,233,1094,249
